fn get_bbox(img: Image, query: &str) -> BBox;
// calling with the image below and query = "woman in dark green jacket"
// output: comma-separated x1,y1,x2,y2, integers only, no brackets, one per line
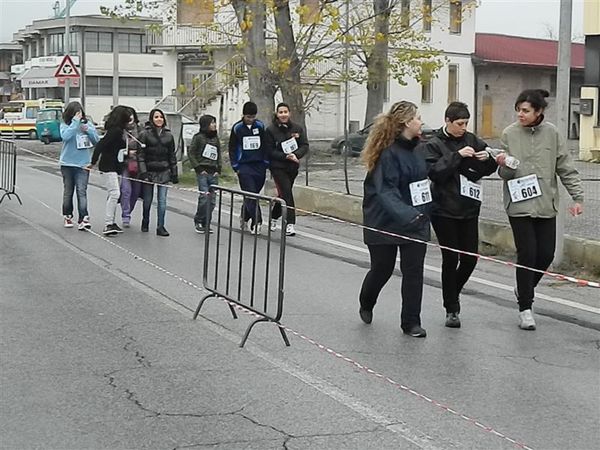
189,114,221,234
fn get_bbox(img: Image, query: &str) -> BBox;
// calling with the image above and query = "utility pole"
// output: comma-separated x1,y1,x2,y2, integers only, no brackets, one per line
554,0,572,266
64,0,71,104
342,0,351,195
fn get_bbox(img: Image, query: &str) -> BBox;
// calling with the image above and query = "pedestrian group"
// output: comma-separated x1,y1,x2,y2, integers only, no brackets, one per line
57,90,583,336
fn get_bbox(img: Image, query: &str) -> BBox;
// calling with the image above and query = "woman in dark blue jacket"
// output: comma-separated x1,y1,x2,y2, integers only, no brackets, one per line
359,101,431,338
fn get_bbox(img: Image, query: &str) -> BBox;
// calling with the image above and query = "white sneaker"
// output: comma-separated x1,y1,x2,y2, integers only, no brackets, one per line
270,219,278,232
64,215,74,228
285,224,296,236
519,309,536,330
78,216,91,231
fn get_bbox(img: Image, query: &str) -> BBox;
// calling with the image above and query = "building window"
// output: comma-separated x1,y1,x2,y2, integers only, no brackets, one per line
86,76,113,96
448,64,459,103
49,33,64,55
421,66,433,103
450,0,462,34
68,31,78,54
85,32,113,52
423,0,432,32
401,0,411,29
119,77,163,97
118,33,148,53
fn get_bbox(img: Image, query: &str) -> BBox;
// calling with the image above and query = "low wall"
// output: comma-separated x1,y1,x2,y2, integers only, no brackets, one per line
270,182,600,275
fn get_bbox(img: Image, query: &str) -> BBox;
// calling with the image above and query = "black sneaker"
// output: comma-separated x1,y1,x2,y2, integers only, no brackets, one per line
112,223,124,233
359,307,373,324
445,312,461,328
156,226,170,237
141,222,149,233
102,225,118,236
195,223,205,234
402,325,427,338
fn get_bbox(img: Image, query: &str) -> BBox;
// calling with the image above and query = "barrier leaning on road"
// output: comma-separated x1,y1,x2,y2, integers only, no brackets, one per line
192,186,290,347
0,139,22,205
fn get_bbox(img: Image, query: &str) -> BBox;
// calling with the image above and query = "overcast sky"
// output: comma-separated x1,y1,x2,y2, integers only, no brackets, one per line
0,0,587,43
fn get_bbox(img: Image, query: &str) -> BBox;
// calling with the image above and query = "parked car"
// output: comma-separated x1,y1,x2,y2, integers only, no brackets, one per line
330,122,437,156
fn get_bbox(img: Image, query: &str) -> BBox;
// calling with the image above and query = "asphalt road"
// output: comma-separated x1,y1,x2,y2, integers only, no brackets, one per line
1,144,599,450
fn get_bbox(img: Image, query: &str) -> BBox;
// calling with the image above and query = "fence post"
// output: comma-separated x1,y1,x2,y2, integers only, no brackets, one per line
0,139,23,206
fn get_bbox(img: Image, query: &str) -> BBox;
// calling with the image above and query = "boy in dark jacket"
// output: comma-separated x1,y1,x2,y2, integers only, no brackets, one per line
422,102,497,328
228,101,268,233
189,115,221,233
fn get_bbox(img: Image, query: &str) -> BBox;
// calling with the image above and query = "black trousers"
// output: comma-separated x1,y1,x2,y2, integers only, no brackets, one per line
431,215,479,313
271,166,299,224
237,164,266,225
509,216,556,311
359,242,427,329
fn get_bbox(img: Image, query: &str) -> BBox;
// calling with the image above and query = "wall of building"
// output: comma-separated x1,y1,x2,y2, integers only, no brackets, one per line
475,65,584,139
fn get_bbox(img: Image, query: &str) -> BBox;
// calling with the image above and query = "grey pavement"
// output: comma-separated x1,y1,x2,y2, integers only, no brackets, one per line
1,143,600,449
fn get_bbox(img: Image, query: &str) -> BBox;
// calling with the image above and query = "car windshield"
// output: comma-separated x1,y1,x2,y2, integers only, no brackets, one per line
38,110,60,121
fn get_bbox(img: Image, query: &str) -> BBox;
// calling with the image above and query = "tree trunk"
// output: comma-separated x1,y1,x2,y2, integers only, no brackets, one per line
273,0,307,135
231,0,276,123
364,0,391,125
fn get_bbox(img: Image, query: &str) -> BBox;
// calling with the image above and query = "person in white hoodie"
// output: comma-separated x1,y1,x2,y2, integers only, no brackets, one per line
59,101,99,230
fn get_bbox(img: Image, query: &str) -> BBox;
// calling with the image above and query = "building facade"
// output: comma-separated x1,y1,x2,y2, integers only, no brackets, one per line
580,0,600,161
12,15,162,123
473,33,585,140
148,0,478,139
0,44,22,103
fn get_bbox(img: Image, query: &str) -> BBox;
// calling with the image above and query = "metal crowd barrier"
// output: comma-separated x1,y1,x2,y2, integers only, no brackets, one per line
193,185,289,347
0,139,22,205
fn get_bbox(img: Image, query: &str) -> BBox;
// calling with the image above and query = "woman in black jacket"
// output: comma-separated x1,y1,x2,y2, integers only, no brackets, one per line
138,109,178,237
359,101,431,338
265,103,309,236
423,102,497,328
90,105,131,236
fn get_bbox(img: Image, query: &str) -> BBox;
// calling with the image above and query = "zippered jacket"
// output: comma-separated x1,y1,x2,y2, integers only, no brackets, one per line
264,119,309,170
499,120,583,218
228,119,268,170
188,131,222,174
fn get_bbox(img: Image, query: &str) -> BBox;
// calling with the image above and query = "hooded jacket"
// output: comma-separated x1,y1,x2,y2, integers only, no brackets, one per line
138,125,178,184
228,119,268,170
499,120,583,218
264,119,309,170
362,136,431,245
423,128,497,219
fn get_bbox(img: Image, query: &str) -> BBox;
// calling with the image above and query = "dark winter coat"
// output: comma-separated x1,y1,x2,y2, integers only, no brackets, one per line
228,119,268,171
264,119,309,170
422,128,497,219
91,127,127,173
138,125,178,184
188,131,222,174
362,136,431,245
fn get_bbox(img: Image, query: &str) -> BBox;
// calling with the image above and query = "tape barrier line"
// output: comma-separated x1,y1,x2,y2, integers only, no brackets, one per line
16,146,600,289
13,189,534,450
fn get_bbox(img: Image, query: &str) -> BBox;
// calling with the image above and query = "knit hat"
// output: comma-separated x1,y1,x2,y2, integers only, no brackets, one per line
242,101,258,115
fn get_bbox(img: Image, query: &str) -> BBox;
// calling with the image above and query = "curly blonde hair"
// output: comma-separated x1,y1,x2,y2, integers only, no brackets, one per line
362,101,418,172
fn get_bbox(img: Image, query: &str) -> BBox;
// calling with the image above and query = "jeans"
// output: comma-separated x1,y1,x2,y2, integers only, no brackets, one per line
61,165,89,222
359,242,427,329
142,183,168,228
120,169,142,223
271,166,299,224
509,216,556,311
194,172,218,226
102,172,120,225
431,215,479,313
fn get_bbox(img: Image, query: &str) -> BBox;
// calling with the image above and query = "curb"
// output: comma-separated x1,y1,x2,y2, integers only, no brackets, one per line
265,181,600,275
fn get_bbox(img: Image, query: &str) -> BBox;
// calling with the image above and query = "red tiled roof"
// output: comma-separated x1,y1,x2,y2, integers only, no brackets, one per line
475,33,585,69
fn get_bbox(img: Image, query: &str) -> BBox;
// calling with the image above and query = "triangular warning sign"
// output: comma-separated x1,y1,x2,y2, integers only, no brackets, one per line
54,55,80,78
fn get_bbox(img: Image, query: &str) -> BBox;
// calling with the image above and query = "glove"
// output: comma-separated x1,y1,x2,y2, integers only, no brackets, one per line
171,174,179,184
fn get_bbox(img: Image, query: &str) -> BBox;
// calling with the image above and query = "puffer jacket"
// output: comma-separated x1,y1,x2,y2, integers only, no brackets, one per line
188,131,222,174
499,120,583,218
362,135,431,245
422,128,497,219
264,119,309,170
138,125,177,184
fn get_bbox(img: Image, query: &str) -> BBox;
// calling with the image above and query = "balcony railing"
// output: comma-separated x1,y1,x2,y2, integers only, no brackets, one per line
147,23,240,48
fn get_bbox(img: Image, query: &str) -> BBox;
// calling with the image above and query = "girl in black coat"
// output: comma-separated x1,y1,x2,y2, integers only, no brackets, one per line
359,101,431,338
138,109,178,236
265,102,309,236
